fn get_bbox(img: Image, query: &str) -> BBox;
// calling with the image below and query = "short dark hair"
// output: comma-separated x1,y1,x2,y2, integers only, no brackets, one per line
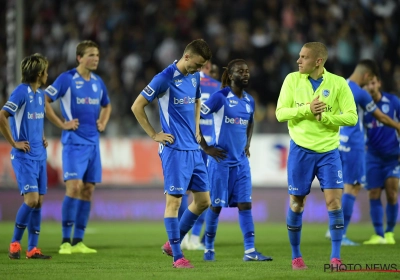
357,59,380,78
184,39,212,61
21,53,48,83
76,40,99,64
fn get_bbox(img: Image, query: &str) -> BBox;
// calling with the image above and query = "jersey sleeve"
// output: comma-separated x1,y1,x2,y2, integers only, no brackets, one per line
45,73,71,101
358,89,377,113
200,90,225,116
196,74,201,99
320,77,358,126
276,74,312,122
140,73,169,103
2,88,26,116
99,78,111,106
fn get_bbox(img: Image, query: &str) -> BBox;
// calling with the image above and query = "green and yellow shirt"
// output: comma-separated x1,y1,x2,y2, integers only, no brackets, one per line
276,69,357,153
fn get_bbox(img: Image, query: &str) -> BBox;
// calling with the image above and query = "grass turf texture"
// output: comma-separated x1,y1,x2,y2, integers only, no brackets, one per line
0,222,399,279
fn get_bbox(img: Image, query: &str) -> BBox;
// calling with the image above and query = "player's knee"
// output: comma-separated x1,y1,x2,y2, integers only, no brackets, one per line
24,198,39,208
210,206,221,214
80,186,94,200
238,202,252,211
325,198,341,210
387,192,398,204
196,199,211,212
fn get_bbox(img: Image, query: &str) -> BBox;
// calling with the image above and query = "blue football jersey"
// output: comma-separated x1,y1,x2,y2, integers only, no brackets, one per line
140,62,201,150
45,69,110,145
201,87,255,166
339,80,377,151
364,92,400,156
2,84,46,160
199,72,221,145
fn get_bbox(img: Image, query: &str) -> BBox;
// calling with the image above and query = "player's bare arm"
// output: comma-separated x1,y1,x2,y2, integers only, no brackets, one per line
132,94,174,145
45,95,79,130
97,103,112,132
372,108,400,135
43,132,48,148
245,121,254,158
0,109,30,152
195,99,201,143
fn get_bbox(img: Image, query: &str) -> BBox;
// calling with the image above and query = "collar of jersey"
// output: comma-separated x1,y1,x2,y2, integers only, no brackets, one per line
300,67,329,79
172,61,184,78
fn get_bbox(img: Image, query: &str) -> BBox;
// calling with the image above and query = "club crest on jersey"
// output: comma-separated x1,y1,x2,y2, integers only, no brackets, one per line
322,89,330,97
92,84,98,92
192,78,197,87
338,170,342,179
382,104,389,114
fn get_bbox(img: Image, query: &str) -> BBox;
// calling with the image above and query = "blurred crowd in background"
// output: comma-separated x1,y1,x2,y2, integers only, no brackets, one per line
0,0,400,137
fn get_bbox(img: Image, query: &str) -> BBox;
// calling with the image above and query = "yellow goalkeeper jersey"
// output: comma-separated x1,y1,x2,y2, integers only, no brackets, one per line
276,68,357,153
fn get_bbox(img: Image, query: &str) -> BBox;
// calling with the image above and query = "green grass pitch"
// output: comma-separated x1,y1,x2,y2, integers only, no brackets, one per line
0,222,399,279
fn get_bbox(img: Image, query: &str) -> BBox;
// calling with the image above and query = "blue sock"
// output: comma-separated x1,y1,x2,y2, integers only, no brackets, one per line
12,203,34,243
61,196,79,242
370,199,384,237
178,194,188,221
238,209,255,251
192,210,206,236
73,200,91,242
205,209,220,250
385,203,398,233
328,209,344,259
342,193,355,236
287,208,303,259
28,208,41,251
164,217,183,262
179,209,199,241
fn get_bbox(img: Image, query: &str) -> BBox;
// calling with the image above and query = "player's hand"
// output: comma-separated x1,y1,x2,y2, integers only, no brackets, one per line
43,137,48,148
14,141,30,153
152,131,174,145
245,144,251,158
97,120,105,132
310,96,326,120
196,133,201,143
64,119,79,130
204,146,227,162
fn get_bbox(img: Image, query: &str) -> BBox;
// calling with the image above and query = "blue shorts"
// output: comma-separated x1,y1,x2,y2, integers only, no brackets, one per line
208,158,252,207
287,140,343,196
62,144,102,183
12,158,47,195
159,145,209,195
365,152,400,190
340,150,365,185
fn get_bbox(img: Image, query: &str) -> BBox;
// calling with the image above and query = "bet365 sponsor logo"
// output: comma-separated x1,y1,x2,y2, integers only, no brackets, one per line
225,116,248,125
27,112,44,119
76,97,100,105
174,96,195,105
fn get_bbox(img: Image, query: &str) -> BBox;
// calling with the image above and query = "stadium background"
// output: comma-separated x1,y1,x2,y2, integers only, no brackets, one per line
0,0,399,223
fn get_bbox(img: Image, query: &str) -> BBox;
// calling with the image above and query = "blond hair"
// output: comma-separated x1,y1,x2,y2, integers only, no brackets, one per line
21,53,48,83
